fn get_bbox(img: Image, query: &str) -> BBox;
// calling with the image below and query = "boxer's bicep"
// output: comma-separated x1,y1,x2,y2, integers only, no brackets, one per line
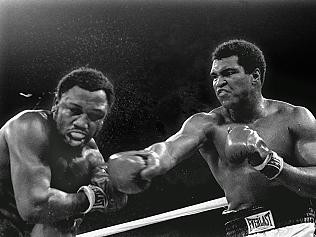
292,107,316,166
6,117,51,219
162,113,214,166
164,132,201,165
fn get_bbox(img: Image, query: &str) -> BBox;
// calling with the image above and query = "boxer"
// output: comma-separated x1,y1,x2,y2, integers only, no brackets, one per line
108,40,316,236
0,67,127,236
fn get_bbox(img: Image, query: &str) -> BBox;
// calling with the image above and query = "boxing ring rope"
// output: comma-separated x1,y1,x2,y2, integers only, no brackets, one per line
77,197,228,237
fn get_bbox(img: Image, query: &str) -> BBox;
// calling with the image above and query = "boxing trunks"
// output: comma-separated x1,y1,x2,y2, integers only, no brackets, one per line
223,204,315,237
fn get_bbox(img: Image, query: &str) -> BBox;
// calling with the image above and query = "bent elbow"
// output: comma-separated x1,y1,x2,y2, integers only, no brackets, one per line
18,204,43,223
16,191,50,223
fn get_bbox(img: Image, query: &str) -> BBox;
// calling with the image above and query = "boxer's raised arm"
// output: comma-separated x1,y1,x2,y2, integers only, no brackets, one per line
5,113,88,224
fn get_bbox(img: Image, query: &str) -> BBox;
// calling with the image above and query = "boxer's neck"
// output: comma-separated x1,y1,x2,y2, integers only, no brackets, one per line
227,96,266,123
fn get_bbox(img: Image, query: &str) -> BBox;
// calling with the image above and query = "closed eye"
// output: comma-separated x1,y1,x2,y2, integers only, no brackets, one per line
69,107,82,115
88,112,105,121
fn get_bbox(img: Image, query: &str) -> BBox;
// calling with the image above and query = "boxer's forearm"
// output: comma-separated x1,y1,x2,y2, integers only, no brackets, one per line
146,138,198,174
22,188,88,224
145,142,174,174
276,163,316,198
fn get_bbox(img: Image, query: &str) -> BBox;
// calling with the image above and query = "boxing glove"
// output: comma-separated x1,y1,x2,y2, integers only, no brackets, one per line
90,164,128,213
225,125,283,180
107,151,151,194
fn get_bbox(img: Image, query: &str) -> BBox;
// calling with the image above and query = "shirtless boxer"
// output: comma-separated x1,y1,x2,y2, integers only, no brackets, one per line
108,40,316,236
0,67,127,237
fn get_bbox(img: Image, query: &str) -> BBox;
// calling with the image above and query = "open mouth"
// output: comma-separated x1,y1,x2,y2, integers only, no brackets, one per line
66,130,87,146
69,131,86,140
217,89,229,96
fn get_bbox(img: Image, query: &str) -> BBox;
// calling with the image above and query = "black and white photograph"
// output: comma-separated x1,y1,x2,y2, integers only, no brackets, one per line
1,0,316,236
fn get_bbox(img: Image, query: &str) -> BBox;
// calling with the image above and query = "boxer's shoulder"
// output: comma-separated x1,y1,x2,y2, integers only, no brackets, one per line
267,99,313,123
186,109,221,126
180,112,219,138
6,110,51,128
266,99,302,114
179,110,223,139
4,110,51,143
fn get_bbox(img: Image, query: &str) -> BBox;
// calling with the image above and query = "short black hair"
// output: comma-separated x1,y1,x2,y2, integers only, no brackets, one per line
212,39,266,84
56,67,115,108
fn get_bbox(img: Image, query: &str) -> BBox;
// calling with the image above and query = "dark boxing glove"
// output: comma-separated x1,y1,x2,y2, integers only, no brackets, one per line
225,125,283,180
77,185,108,214
107,151,151,194
90,164,128,213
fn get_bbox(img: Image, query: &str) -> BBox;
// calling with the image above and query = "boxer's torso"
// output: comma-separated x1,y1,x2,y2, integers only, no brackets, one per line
197,99,306,211
0,110,99,229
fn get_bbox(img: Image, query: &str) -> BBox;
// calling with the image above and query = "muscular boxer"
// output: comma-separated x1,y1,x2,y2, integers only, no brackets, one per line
0,67,127,237
108,40,316,236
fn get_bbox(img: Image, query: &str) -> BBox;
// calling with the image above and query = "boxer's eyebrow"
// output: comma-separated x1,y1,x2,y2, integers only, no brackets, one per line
66,103,82,111
68,102,81,107
88,108,106,116
221,68,238,76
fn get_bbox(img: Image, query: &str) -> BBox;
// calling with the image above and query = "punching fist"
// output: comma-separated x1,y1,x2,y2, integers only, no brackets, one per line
225,125,283,180
107,151,152,194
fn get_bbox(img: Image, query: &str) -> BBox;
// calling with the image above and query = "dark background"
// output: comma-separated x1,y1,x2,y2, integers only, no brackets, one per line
1,0,316,236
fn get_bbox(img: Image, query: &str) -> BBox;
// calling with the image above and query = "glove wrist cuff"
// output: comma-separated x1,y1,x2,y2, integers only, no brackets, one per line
254,151,284,180
77,186,95,214
77,185,108,214
253,151,272,171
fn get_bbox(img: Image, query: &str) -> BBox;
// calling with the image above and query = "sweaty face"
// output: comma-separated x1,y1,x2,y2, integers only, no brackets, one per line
210,56,253,109
54,86,108,147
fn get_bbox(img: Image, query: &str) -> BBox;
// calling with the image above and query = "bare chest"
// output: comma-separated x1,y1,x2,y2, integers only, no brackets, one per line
209,117,294,165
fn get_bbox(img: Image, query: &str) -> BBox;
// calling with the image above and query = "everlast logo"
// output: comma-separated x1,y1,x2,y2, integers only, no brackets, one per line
245,210,275,234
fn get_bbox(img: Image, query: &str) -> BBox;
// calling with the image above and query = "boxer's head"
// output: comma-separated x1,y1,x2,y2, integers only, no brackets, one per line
52,67,114,147
55,67,115,108
211,39,266,84
210,40,266,109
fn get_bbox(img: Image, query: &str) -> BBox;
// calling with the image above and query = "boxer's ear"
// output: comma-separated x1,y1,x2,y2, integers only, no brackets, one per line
251,68,261,83
251,68,261,86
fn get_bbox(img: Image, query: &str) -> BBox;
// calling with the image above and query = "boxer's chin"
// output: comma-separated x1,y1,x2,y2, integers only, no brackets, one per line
69,139,85,147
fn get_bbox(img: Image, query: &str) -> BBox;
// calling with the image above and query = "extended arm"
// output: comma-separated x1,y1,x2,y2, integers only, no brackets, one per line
107,113,215,194
141,113,213,179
